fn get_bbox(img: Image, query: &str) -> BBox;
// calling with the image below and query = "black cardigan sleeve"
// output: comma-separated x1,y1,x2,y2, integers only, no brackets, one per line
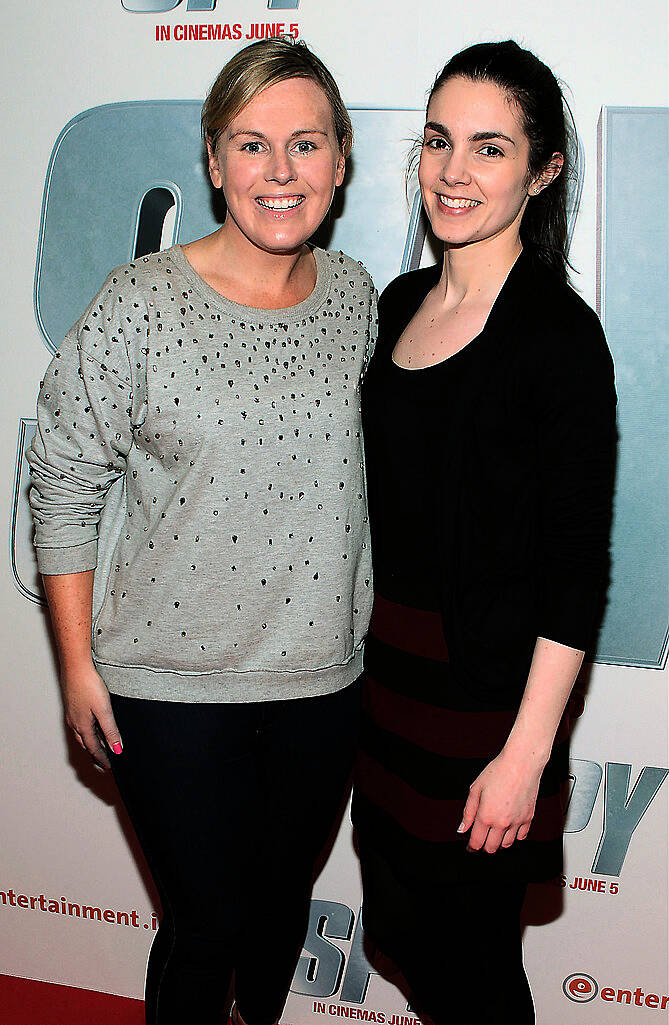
522,302,618,652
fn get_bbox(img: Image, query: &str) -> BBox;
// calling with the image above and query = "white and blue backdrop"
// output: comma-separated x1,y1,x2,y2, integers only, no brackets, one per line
1,1,667,1023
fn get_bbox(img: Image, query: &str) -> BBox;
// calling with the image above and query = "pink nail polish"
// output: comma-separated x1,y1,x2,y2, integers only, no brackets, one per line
112,742,123,755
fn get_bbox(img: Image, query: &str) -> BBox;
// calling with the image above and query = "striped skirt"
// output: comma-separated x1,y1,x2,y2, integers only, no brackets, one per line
352,593,569,883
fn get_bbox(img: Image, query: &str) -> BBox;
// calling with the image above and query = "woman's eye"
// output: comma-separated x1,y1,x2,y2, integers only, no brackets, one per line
480,144,503,157
293,140,316,154
425,136,448,150
241,141,264,154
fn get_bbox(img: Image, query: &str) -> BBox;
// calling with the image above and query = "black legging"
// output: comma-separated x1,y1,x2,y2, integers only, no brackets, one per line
358,842,535,1025
110,682,360,1025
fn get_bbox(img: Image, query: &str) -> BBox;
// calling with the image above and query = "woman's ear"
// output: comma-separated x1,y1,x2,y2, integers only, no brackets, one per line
207,138,223,190
530,151,564,195
335,151,346,188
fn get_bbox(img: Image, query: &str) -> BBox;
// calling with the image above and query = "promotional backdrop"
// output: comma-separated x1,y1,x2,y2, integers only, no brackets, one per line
1,2,667,1023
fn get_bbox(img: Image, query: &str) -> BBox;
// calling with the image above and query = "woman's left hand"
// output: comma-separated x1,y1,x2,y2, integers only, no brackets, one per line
458,748,545,854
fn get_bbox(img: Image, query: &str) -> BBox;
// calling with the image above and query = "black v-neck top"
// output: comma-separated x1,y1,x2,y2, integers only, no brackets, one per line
362,248,617,706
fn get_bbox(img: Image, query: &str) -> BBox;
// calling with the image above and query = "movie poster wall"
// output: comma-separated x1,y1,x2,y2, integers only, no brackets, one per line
1,2,667,1023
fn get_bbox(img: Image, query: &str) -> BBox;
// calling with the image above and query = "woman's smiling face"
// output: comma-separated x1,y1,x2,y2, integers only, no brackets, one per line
418,75,537,251
209,76,345,257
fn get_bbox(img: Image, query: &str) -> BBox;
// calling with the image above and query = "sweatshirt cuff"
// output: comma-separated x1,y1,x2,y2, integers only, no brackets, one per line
35,539,98,575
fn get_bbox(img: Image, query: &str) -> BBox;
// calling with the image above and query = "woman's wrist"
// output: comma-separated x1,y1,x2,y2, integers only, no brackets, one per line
501,728,553,771
59,650,96,677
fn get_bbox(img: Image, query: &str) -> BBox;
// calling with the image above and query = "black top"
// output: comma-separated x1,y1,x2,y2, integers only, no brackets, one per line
364,322,477,613
363,247,617,708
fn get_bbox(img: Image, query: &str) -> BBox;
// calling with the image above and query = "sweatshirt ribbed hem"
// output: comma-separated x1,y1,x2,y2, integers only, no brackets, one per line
95,645,364,703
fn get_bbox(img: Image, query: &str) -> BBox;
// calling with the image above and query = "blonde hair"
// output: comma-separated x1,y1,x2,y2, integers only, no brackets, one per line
201,37,353,157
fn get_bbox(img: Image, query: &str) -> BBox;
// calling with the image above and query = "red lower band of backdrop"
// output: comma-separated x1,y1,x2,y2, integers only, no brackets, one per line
0,974,144,1025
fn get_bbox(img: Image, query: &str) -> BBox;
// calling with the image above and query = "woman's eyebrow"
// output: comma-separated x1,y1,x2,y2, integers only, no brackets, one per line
424,120,452,140
228,129,268,140
424,122,516,147
470,130,516,145
228,128,330,140
289,128,330,138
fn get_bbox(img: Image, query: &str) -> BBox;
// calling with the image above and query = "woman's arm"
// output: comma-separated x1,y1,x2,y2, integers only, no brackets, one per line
460,306,617,854
28,272,141,767
458,637,582,852
43,571,122,770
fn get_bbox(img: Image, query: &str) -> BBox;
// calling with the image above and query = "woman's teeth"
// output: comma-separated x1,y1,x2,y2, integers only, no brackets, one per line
438,196,480,208
257,197,304,210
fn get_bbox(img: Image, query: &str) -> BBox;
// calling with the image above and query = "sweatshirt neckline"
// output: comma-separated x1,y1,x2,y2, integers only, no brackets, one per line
166,244,332,324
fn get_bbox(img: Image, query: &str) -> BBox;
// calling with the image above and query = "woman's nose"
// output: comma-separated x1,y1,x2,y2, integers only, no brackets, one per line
265,150,297,184
440,149,472,187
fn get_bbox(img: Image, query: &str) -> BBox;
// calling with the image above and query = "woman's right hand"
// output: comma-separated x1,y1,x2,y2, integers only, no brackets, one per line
41,572,122,770
61,664,122,770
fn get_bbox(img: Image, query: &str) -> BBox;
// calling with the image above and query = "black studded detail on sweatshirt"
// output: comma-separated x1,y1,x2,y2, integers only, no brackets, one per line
28,245,377,703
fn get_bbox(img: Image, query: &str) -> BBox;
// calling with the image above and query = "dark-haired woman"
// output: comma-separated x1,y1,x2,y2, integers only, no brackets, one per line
353,41,616,1024
29,38,375,1025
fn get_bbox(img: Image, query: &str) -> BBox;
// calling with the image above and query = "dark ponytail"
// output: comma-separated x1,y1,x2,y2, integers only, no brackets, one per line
430,40,576,281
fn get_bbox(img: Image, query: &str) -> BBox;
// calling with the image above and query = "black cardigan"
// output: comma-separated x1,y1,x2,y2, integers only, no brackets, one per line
363,247,618,706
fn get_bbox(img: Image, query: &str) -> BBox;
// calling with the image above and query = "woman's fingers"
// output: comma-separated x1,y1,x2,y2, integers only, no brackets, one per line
500,825,520,848
467,820,523,853
95,702,123,757
516,822,531,841
467,821,506,853
464,803,529,852
71,729,86,751
466,819,490,851
458,782,481,835
483,827,508,853
73,712,112,769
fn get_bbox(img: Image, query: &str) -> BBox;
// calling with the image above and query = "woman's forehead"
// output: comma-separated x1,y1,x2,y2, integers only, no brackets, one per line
427,76,524,133
229,77,335,131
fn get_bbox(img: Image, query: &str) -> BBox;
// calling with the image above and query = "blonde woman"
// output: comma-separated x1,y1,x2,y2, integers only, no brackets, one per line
29,38,376,1025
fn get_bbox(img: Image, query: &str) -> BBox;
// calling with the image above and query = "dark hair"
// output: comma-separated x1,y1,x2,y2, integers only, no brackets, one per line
429,40,576,280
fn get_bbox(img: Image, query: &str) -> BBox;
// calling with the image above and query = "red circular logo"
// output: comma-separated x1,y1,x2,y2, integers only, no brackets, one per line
563,973,598,1002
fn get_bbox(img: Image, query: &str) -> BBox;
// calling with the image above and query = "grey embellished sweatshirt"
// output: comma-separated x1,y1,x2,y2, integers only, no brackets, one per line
28,246,377,702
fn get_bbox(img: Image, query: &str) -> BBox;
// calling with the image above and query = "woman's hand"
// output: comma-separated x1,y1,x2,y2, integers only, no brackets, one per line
458,747,545,854
41,571,122,770
458,637,585,854
61,664,122,770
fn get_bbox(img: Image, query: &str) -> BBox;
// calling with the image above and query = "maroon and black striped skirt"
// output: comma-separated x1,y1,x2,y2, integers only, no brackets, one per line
352,594,569,883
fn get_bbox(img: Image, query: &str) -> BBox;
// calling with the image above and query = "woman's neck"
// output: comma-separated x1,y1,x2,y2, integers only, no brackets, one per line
438,231,523,310
182,222,316,309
